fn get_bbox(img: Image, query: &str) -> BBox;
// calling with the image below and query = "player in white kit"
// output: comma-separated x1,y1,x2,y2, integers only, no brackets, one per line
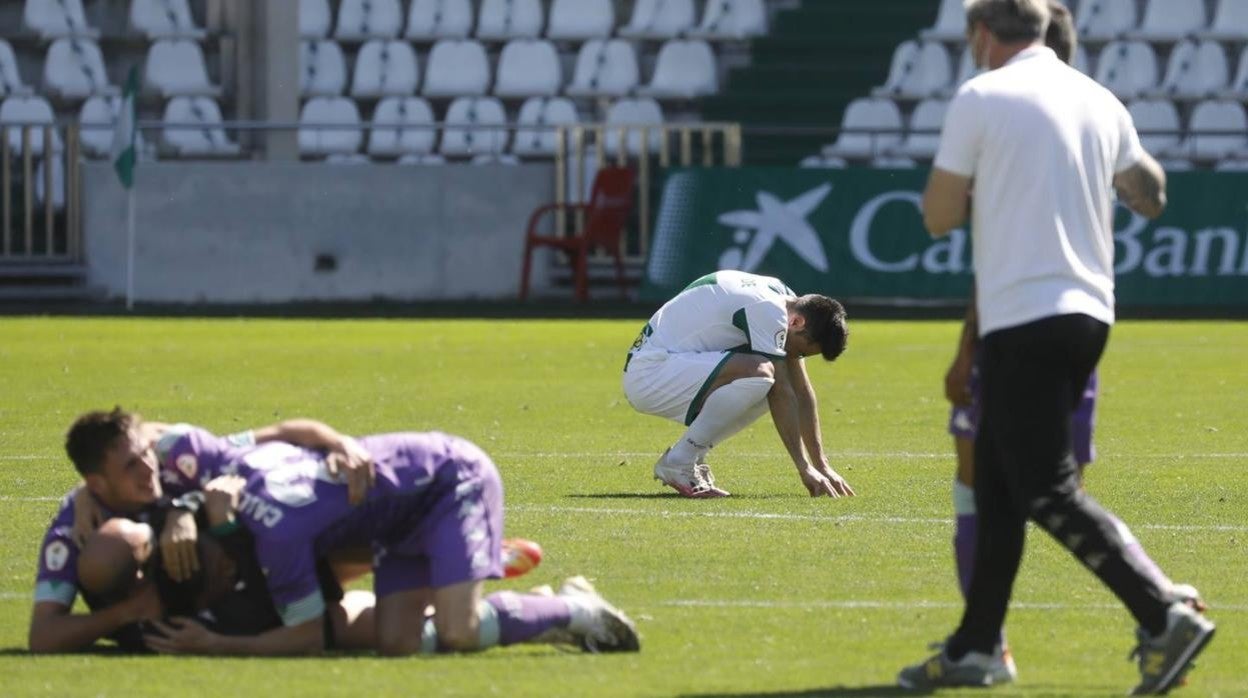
623,271,855,499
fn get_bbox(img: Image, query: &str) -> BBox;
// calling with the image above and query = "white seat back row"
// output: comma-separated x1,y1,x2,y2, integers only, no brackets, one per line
300,0,765,40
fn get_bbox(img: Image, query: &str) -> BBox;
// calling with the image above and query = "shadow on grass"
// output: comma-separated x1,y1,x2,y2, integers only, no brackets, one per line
565,493,810,500
684,686,927,697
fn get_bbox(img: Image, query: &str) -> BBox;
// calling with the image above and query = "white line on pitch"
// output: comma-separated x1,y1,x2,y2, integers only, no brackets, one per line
506,504,1248,532
661,599,1248,612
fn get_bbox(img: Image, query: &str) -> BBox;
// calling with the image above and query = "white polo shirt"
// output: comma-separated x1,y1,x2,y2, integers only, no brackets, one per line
933,45,1144,336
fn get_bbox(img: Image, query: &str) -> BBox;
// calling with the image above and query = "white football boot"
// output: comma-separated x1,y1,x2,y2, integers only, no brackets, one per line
558,576,641,653
653,449,729,498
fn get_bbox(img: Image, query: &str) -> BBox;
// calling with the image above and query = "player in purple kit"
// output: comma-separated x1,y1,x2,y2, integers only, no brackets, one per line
109,424,640,656
30,408,375,653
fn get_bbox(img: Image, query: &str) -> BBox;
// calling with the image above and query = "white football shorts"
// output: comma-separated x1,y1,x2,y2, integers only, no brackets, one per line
622,349,734,426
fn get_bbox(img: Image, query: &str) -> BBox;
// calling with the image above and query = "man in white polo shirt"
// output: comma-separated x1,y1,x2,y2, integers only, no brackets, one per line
896,0,1215,694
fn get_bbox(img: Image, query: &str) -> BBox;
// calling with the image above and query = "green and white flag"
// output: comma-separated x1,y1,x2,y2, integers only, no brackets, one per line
111,67,139,189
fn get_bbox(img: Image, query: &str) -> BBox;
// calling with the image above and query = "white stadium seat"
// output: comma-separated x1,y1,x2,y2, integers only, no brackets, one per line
920,0,965,42
1093,41,1157,100
1168,100,1248,162
397,153,446,165
1216,47,1248,101
1198,0,1248,42
637,40,718,99
1215,157,1248,171
821,98,902,160
423,39,491,97
1126,0,1206,43
872,41,920,97
0,95,62,155
367,96,436,156
79,95,149,158
406,0,474,40
335,0,402,41
892,99,948,159
799,154,847,169
43,39,116,99
604,97,665,155
161,96,241,156
300,40,347,97
1075,0,1136,42
513,96,579,156
440,97,509,156
298,96,363,156
130,0,206,39
566,39,639,98
1151,40,1227,101
300,0,332,38
23,0,97,39
0,41,29,97
477,0,544,41
471,153,520,165
944,46,979,96
874,41,950,99
495,40,562,98
351,40,420,97
871,155,917,169
689,0,768,40
35,157,65,210
547,0,614,41
1126,99,1181,155
619,0,696,40
145,40,221,97
325,153,370,165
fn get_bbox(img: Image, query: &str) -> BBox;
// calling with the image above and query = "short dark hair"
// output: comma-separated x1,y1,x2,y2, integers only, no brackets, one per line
66,407,138,476
966,0,1049,43
793,295,848,362
1045,1,1077,65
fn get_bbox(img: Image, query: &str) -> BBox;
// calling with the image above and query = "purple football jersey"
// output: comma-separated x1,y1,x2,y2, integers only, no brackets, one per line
199,431,492,626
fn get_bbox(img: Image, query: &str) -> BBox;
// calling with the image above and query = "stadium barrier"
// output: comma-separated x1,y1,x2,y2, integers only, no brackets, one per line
642,167,1248,307
0,123,83,264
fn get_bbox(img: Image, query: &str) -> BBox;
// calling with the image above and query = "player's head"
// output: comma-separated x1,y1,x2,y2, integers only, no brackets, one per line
1045,1,1077,65
965,0,1050,69
787,295,849,362
77,518,151,602
66,407,161,513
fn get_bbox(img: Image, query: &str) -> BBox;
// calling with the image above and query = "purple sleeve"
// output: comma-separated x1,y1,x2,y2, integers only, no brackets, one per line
34,494,80,607
154,424,253,494
253,539,325,627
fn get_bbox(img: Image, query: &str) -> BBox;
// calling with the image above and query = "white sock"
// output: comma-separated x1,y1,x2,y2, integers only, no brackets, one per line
669,377,773,464
419,600,501,653
953,480,976,515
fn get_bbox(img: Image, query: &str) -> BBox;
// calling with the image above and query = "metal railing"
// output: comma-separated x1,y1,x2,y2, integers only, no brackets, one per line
1,123,82,263
554,122,743,263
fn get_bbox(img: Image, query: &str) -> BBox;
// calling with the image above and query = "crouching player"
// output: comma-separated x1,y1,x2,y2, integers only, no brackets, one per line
106,424,639,656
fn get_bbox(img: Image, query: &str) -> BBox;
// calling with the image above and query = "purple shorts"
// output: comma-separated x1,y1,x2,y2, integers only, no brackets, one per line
372,442,505,597
949,362,1098,466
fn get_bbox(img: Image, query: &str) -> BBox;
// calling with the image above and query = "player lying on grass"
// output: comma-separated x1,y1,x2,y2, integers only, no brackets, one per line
50,408,639,656
936,3,1207,686
30,409,378,653
623,270,855,499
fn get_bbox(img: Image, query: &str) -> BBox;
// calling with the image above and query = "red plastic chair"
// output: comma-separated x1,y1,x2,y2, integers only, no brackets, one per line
519,166,636,302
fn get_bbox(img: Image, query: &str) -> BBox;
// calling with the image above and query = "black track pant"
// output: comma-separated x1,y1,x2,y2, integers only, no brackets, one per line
948,313,1171,657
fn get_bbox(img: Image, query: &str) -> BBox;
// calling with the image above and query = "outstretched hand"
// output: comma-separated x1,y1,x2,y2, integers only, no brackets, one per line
799,464,855,498
144,617,219,655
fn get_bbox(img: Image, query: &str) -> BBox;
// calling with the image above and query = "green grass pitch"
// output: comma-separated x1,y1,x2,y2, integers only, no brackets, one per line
0,317,1244,697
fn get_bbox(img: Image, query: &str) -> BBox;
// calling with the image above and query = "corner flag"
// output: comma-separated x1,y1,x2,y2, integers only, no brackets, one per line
111,67,138,189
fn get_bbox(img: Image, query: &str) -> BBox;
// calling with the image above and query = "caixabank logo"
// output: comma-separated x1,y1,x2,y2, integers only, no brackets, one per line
642,168,1248,306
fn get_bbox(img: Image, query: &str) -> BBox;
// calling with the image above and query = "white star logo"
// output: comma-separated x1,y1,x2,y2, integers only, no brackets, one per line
717,184,832,273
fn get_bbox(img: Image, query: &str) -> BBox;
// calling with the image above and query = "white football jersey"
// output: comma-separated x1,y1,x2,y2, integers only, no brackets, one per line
635,270,795,359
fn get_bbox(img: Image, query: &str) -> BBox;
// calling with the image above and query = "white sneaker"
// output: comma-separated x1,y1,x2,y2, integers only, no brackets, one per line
653,449,729,498
990,643,1018,684
558,576,641,653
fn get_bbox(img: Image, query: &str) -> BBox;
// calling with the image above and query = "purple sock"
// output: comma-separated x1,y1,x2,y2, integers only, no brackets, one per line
954,513,977,598
485,592,572,645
